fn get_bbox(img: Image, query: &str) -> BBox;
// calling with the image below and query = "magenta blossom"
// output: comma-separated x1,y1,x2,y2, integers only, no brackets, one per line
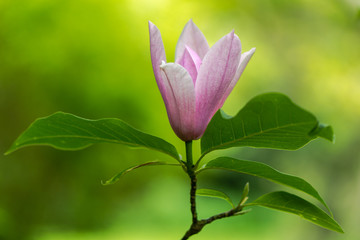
149,19,255,141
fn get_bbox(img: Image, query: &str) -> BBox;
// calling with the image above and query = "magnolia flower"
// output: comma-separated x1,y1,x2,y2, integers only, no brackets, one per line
149,19,255,141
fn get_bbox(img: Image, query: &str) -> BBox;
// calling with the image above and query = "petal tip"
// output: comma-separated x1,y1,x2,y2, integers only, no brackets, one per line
187,18,195,26
148,21,159,32
247,47,256,56
225,30,235,40
160,60,166,69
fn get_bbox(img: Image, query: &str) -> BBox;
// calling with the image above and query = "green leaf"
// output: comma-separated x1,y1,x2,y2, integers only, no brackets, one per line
102,161,180,185
239,182,250,206
196,188,234,208
247,191,343,233
6,112,180,161
197,157,331,214
201,93,334,157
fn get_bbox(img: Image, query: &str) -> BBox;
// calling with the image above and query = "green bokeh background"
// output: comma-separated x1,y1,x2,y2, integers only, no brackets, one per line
1,0,359,239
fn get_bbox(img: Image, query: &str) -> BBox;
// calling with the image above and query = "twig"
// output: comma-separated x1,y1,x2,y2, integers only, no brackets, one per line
181,141,244,240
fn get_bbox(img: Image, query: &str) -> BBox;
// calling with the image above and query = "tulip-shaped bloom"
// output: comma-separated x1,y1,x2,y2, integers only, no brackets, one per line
149,19,255,141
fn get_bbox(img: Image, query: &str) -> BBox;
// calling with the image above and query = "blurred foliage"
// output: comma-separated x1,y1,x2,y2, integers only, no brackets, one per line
0,0,359,239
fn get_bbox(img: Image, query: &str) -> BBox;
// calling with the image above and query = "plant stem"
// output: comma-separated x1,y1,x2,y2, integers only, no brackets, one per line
181,204,244,240
182,140,200,240
185,141,193,171
185,141,197,224
181,141,245,240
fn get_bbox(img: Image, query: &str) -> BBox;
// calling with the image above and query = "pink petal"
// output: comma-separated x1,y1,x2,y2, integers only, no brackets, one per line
218,47,256,107
194,31,241,137
175,45,202,84
160,62,196,141
149,21,168,103
175,19,209,62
